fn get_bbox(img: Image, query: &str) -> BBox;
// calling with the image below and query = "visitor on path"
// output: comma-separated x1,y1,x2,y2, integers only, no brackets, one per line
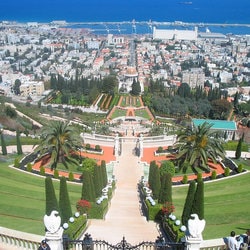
240,229,250,250
38,239,51,250
227,231,240,250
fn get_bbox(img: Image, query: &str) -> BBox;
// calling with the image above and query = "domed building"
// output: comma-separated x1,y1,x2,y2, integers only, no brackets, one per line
119,66,143,93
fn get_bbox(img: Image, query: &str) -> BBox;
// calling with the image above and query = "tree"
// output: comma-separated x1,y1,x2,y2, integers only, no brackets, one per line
59,177,72,223
191,180,204,220
181,181,196,226
0,130,7,155
235,137,242,159
131,79,141,96
93,165,102,197
209,99,233,120
81,169,96,202
13,79,21,95
160,160,175,177
45,177,59,216
175,122,225,173
16,130,23,155
5,105,17,118
102,75,118,94
148,161,161,199
35,121,82,170
100,160,108,187
158,173,172,204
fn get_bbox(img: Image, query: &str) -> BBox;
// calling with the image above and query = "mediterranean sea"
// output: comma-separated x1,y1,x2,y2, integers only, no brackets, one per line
1,0,250,35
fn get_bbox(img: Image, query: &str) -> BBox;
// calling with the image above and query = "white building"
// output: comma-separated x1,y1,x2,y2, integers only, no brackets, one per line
153,27,198,41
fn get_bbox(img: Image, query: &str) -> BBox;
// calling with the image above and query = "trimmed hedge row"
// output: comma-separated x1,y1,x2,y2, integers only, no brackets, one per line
64,214,88,240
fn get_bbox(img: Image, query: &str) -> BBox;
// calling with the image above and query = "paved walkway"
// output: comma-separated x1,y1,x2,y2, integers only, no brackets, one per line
84,141,160,244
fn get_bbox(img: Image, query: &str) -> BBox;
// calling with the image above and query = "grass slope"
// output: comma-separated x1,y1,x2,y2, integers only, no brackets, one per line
173,172,250,240
0,155,81,235
0,155,250,240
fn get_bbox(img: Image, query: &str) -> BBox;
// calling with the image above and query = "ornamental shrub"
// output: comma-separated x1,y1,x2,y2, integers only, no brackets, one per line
211,170,217,180
196,172,203,182
237,164,243,173
64,214,87,240
76,199,91,215
59,176,72,224
224,167,230,177
182,181,196,226
95,145,101,151
45,177,59,216
68,172,74,181
85,144,91,150
14,158,20,168
26,162,32,172
54,169,59,179
182,174,188,184
157,146,163,153
40,166,45,176
191,180,204,219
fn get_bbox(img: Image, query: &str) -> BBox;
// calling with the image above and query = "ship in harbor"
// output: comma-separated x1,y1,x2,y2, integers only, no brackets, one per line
179,2,193,4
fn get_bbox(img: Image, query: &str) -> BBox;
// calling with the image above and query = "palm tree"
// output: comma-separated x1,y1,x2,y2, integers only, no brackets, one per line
175,122,225,173
35,120,82,170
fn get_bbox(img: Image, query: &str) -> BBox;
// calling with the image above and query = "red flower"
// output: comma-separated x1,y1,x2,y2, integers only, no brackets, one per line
162,201,175,215
76,199,91,214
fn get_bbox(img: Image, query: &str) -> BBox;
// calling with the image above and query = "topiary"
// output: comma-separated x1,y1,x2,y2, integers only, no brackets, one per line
68,172,74,181
237,164,243,173
26,162,32,172
54,169,59,179
211,170,217,180
14,158,20,168
196,172,203,182
182,174,188,184
224,167,230,177
40,166,45,176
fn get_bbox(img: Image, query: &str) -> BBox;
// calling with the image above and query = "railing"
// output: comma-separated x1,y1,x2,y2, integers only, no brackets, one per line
63,234,185,250
0,227,41,250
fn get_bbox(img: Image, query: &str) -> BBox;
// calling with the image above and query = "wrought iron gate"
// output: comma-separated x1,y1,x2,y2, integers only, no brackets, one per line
63,234,185,250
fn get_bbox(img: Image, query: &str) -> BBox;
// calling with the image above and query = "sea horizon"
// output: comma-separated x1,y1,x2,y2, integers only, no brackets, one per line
1,0,250,35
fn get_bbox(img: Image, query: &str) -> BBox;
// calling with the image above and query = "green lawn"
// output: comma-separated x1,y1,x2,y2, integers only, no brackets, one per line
134,108,151,119
0,154,250,240
172,172,250,240
110,108,127,119
0,155,81,236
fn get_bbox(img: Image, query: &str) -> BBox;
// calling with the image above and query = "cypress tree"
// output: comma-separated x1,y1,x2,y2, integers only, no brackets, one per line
16,129,23,155
191,180,204,220
152,164,161,199
59,176,72,224
181,181,196,226
148,161,156,189
158,173,172,204
81,169,96,202
235,138,242,159
94,165,102,197
0,132,7,155
45,177,59,216
101,160,108,187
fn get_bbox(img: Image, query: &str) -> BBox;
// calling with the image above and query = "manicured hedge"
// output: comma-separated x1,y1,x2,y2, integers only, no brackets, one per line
63,214,88,240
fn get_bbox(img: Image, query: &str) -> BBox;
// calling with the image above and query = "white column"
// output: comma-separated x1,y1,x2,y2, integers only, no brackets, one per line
45,227,64,250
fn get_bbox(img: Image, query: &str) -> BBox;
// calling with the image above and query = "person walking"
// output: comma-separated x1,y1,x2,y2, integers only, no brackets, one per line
227,231,239,250
38,239,51,250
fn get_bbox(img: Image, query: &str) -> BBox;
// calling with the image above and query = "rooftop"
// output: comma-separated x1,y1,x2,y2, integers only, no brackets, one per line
192,119,237,131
